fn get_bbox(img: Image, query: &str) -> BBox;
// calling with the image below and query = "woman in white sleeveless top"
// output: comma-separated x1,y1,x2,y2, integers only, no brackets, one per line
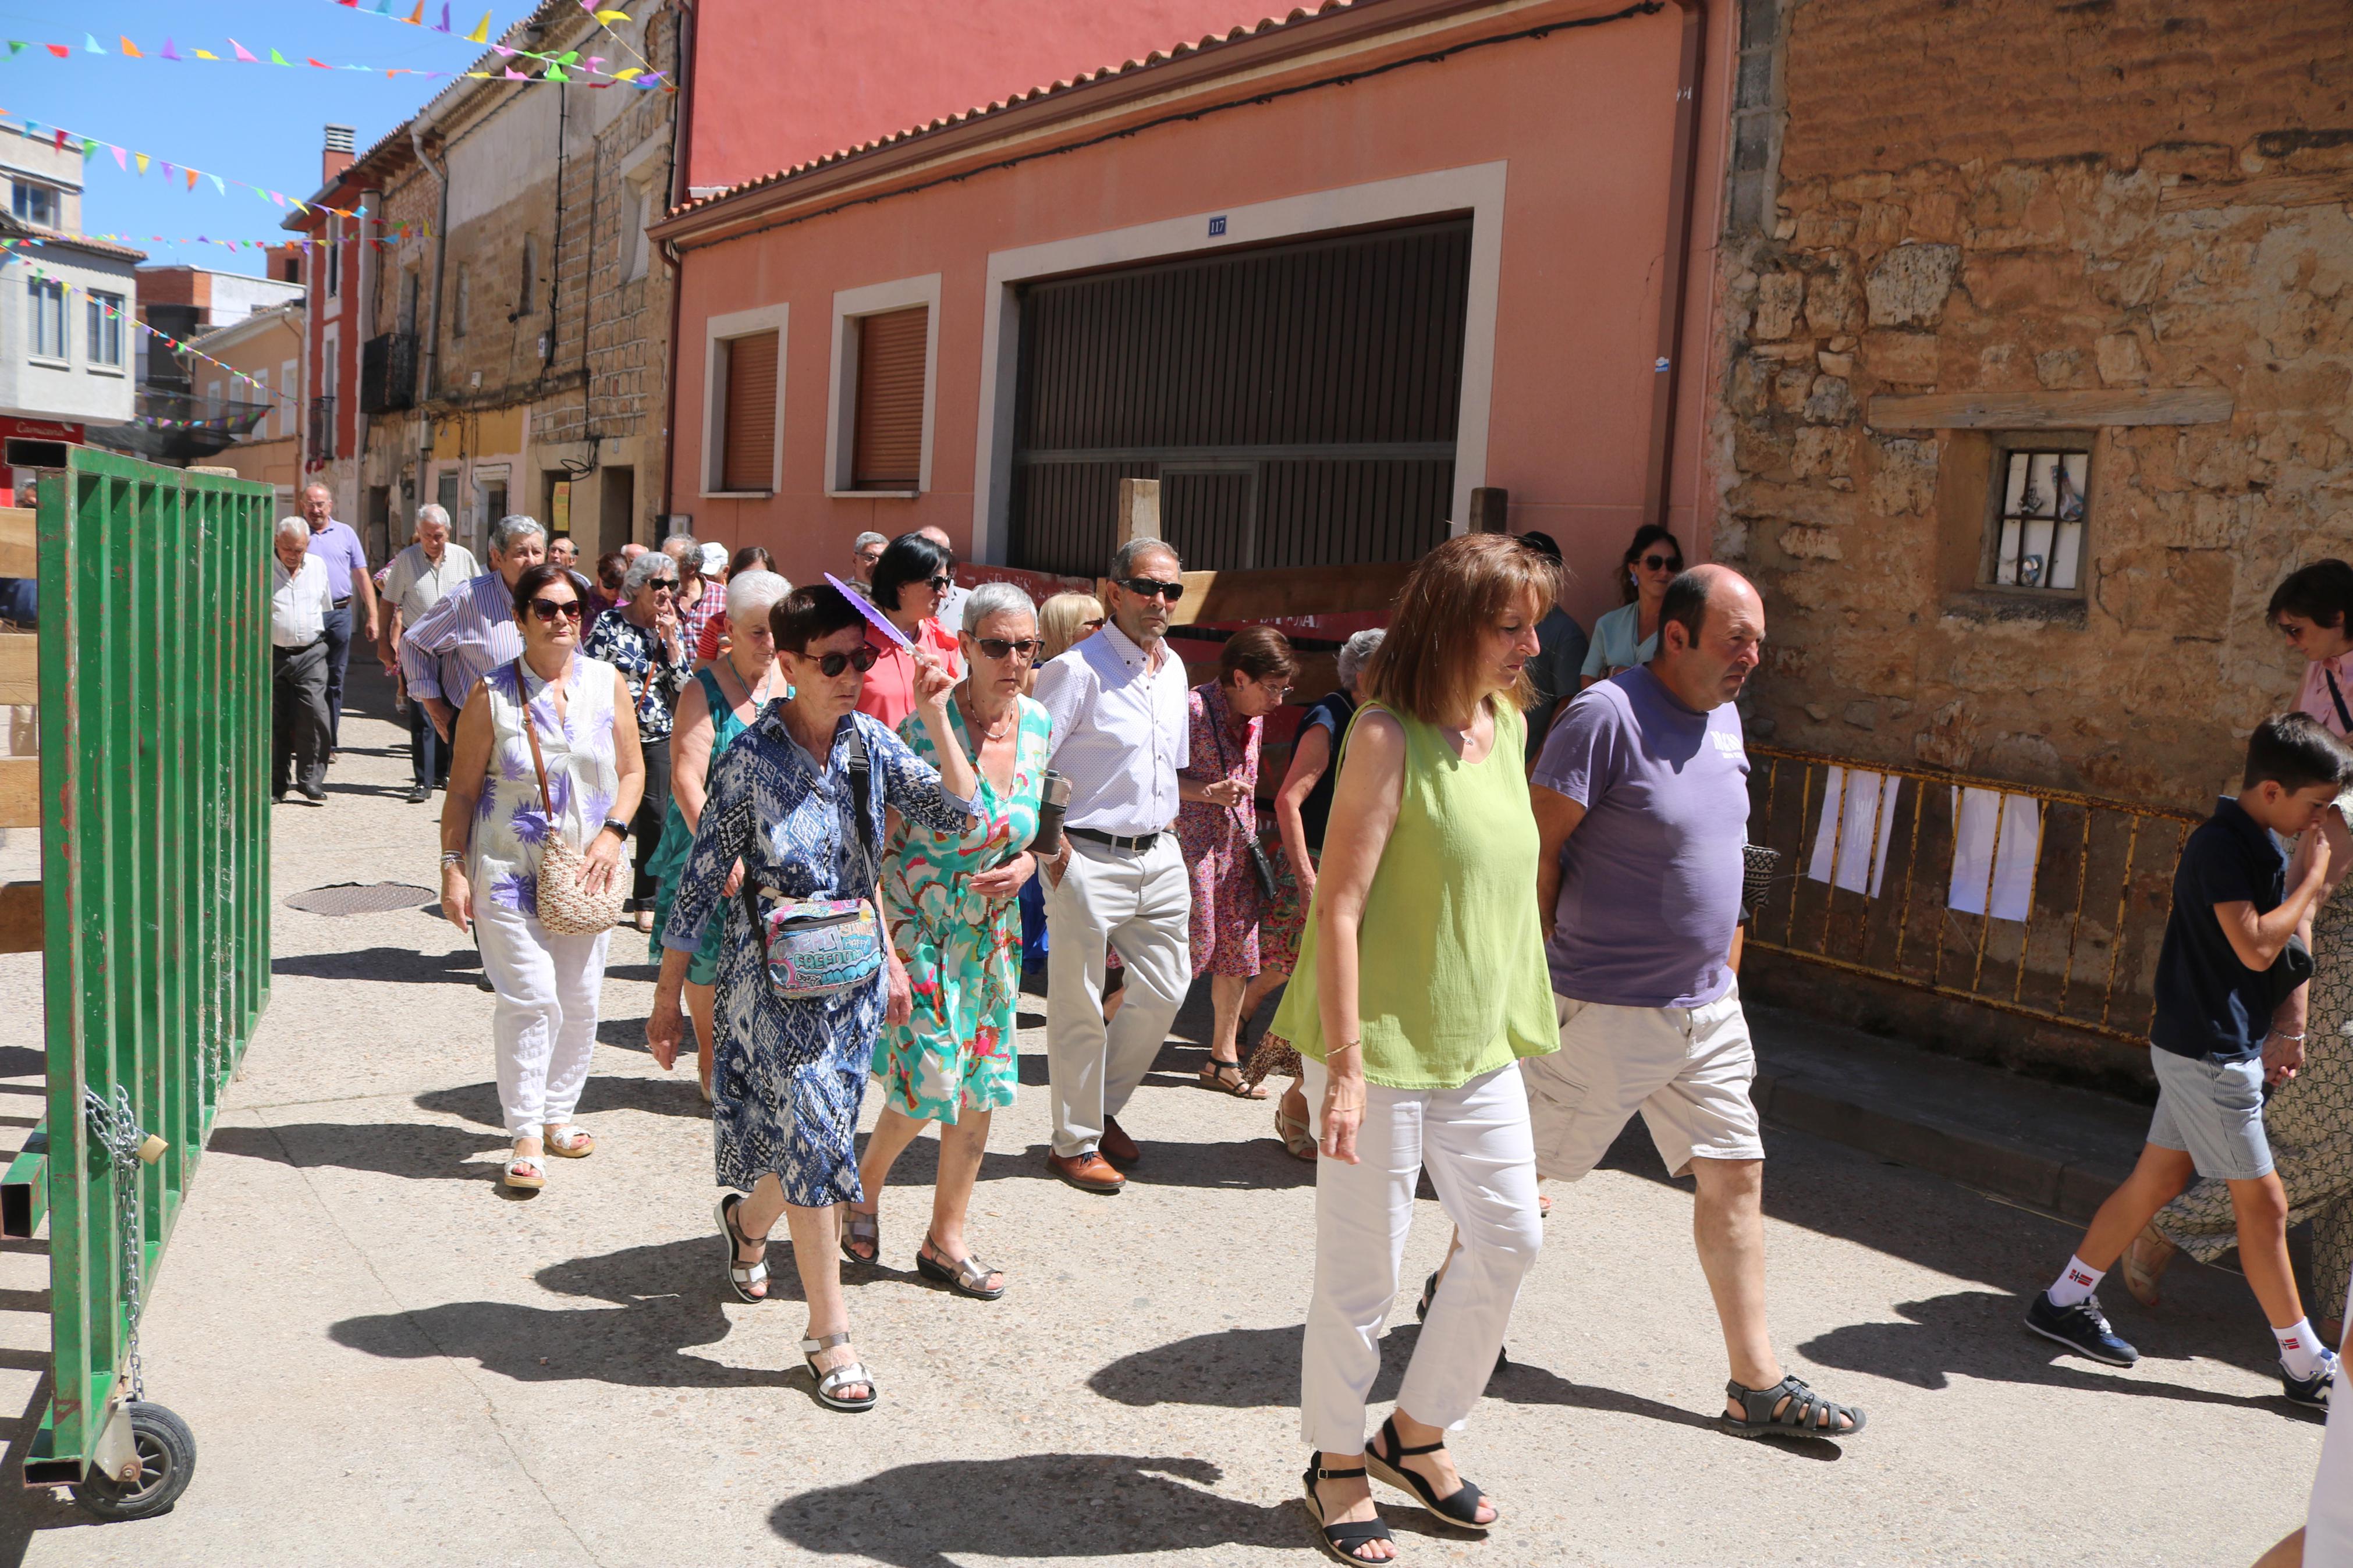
439,563,644,1191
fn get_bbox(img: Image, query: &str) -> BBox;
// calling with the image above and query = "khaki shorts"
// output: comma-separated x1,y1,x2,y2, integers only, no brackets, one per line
1523,983,1764,1181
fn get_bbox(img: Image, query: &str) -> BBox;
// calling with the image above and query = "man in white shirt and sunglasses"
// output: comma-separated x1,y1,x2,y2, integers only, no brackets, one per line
1032,537,1194,1194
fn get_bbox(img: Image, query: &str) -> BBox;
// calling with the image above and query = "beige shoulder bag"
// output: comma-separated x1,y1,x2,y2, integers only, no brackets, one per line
513,660,628,934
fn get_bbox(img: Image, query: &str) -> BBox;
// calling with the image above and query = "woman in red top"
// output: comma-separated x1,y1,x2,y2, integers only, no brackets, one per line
854,532,964,729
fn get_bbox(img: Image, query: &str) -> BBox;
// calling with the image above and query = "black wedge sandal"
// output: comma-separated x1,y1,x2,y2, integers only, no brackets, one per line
1301,1460,1396,1565
1720,1374,1866,1440
1365,1414,1491,1532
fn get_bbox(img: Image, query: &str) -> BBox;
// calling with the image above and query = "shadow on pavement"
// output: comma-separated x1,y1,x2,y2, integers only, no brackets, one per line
331,1238,797,1389
210,1120,510,1181
272,946,488,986
0,1373,101,1566
1797,1288,2313,1411
1085,1322,1774,1445
412,1076,711,1128
770,1453,1296,1567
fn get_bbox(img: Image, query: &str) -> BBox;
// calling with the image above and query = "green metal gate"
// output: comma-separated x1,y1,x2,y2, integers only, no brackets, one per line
0,450,273,1517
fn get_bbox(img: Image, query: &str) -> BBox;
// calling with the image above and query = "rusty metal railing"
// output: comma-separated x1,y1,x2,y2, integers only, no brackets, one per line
1745,746,2202,1045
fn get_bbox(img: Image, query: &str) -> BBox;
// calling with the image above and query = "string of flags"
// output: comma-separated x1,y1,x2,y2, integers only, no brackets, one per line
6,226,432,258
14,262,299,407
331,0,662,82
0,111,387,222
11,25,670,89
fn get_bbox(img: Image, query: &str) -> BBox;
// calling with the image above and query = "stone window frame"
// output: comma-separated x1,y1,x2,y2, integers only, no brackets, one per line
698,301,790,500
1976,429,2095,602
823,273,941,500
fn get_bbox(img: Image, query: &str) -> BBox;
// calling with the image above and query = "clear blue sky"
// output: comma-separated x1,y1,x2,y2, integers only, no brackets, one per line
1,0,531,272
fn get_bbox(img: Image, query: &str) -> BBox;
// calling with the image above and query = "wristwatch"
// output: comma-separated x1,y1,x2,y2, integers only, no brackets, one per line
601,817,631,841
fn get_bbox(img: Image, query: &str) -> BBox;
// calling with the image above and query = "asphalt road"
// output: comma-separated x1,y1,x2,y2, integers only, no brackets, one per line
0,669,2325,1567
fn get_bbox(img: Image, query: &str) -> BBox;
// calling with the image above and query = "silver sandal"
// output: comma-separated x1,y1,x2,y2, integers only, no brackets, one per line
715,1194,769,1304
915,1235,1005,1300
840,1205,880,1265
801,1332,876,1412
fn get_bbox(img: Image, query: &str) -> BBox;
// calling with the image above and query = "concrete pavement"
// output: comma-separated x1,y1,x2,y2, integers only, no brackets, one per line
0,665,2328,1566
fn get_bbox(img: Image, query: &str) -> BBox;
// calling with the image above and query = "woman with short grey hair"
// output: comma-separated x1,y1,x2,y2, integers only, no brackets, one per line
844,579,1049,1299
646,569,792,1097
585,547,693,928
1248,626,1388,1156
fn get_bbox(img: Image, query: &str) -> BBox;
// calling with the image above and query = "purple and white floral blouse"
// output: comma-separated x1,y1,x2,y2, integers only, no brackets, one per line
468,653,622,916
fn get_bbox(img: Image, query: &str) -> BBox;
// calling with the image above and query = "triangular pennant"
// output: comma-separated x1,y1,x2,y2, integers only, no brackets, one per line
437,3,454,33
79,139,95,159
8,42,25,56
119,36,142,57
51,129,63,150
611,66,641,80
194,48,218,59
406,0,425,22
136,152,150,173
594,10,630,23
544,64,569,80
111,146,126,170
83,34,107,54
44,44,67,58
162,38,183,61
464,10,489,41
503,66,524,79
492,44,513,55
271,190,285,205
307,58,330,68
185,167,198,189
269,48,293,66
229,38,257,62
553,50,579,63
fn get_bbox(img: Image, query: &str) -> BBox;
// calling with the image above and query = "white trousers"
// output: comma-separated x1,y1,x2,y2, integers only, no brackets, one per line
2308,1274,2353,1565
1298,1058,1542,1453
475,894,611,1137
1041,834,1191,1157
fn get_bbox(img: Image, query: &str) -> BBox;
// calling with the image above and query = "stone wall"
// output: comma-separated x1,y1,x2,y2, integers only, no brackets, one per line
1713,0,2353,810
1710,0,2353,1080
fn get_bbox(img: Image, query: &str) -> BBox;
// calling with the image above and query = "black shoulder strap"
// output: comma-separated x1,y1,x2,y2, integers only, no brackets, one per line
846,721,876,884
2327,667,2353,735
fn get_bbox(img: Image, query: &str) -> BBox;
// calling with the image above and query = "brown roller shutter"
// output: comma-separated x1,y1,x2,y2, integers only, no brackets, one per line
851,307,928,489
720,330,778,492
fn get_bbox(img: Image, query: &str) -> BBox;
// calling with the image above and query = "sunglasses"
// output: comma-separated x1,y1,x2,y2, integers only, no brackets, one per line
976,637,1043,660
527,597,583,622
1119,578,1186,602
1640,554,1683,572
926,574,956,593
814,644,882,678
1081,617,1106,631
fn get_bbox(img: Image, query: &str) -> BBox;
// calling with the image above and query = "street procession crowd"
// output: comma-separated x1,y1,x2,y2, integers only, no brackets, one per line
264,485,2353,1564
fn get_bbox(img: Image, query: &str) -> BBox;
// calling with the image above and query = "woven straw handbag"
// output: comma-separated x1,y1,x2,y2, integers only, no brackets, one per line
513,660,628,936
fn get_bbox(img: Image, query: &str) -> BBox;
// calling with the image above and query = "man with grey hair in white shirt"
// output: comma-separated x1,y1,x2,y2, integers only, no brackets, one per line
1031,535,1193,1194
270,517,337,805
379,503,481,803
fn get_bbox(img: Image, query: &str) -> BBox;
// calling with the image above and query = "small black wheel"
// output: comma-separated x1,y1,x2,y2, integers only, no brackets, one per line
68,1402,196,1521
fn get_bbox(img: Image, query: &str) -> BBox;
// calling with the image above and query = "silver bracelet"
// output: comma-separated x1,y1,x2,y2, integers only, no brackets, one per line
440,850,466,867
2270,1030,2307,1043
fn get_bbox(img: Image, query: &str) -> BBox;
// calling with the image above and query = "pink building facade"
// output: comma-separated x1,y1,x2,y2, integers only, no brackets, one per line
656,0,1736,630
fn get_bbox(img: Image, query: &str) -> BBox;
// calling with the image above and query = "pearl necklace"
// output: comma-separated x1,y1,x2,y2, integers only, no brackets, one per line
957,692,1016,743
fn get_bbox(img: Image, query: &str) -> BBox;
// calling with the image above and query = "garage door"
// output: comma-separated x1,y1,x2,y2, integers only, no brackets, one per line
1008,218,1471,577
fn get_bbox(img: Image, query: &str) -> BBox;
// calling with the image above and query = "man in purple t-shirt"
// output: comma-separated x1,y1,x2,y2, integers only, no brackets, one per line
1525,564,1865,1441
300,483,380,759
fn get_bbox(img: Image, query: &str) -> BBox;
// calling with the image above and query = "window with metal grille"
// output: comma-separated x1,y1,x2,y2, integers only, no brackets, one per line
850,307,927,490
1984,442,2089,593
719,330,779,492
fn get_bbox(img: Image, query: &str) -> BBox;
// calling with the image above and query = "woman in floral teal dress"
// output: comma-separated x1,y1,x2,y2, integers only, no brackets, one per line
850,582,1050,1300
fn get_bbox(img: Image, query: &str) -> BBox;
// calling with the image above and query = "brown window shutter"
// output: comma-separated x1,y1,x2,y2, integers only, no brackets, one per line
721,330,779,492
851,307,928,489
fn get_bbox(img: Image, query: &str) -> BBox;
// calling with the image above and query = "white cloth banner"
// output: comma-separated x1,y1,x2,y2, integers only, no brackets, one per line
1948,787,2040,921
1806,766,1899,898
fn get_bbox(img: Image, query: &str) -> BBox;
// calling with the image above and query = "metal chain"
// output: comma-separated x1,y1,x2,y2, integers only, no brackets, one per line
81,1087,146,1403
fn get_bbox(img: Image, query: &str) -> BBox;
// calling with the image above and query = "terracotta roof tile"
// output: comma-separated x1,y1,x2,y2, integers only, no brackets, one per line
669,0,1360,218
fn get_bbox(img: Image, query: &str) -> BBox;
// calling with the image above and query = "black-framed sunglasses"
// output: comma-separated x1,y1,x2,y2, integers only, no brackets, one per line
976,637,1043,660
927,574,956,593
527,597,583,622
815,644,882,678
1640,553,1683,572
646,578,679,593
1119,577,1186,601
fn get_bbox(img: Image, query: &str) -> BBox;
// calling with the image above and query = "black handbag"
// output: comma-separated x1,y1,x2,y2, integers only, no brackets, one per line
2265,931,2316,1015
1209,712,1280,902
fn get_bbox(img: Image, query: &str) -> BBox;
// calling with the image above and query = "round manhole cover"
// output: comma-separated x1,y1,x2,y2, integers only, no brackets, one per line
285,882,437,917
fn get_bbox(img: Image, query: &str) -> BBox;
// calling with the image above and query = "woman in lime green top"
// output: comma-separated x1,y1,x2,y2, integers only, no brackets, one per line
1276,532,1558,1565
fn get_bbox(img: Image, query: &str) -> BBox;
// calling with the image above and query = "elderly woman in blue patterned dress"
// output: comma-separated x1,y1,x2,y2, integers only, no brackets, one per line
646,582,978,1413
439,564,644,1191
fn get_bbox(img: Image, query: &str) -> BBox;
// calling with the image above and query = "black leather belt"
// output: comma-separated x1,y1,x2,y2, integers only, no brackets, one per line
1069,826,1161,852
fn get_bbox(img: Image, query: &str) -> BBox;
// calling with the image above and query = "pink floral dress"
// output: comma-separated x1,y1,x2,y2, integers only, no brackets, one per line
1175,679,1264,978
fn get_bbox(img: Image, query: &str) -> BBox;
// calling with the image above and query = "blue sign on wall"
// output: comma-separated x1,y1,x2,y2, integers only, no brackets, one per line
1208,215,1227,236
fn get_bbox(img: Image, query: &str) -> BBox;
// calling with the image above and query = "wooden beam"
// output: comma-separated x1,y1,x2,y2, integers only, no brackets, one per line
1468,486,1509,534
0,510,32,580
1115,478,1161,546
0,881,40,954
1167,561,1414,625
0,635,33,706
0,759,36,830
1868,388,2234,430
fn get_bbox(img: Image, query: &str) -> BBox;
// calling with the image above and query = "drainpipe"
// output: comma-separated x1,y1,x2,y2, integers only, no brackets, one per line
656,0,695,538
355,184,382,539
412,123,451,521
1642,0,1709,536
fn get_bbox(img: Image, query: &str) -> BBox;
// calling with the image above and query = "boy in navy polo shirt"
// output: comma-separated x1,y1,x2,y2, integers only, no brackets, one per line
2027,714,2352,1409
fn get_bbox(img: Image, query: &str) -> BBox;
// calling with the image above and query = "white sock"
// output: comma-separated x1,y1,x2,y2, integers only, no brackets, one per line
2276,1319,2329,1381
2048,1256,2104,1309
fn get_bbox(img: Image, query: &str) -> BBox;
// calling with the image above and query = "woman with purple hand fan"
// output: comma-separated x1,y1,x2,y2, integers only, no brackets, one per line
439,563,646,1192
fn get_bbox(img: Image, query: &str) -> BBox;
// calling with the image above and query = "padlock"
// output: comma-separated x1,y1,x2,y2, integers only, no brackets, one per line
134,1135,168,1165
